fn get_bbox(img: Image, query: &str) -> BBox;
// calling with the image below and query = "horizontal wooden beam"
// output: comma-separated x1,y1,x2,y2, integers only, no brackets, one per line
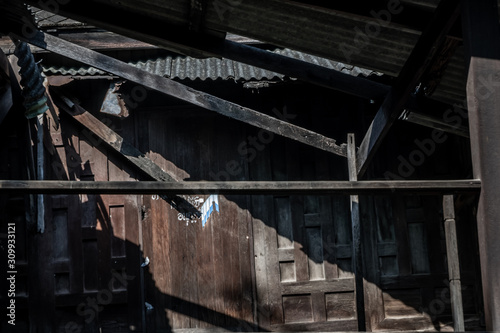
11,30,347,157
0,180,481,195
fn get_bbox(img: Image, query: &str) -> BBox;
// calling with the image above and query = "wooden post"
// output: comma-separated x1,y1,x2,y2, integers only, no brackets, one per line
347,133,366,331
35,114,45,233
462,0,500,329
442,195,465,331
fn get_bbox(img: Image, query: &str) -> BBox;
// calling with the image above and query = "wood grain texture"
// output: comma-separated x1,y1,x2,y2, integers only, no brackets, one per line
15,30,347,157
0,179,481,194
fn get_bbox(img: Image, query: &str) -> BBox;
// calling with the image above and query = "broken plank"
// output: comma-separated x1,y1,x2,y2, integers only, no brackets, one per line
12,30,347,157
52,92,179,183
51,91,200,214
0,179,481,195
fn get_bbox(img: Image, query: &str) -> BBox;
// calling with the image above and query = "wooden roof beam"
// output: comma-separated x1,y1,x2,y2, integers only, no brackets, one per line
11,29,347,157
0,31,391,99
356,0,461,178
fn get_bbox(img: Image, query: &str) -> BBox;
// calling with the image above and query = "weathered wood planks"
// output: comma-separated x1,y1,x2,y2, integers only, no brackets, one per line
0,179,481,195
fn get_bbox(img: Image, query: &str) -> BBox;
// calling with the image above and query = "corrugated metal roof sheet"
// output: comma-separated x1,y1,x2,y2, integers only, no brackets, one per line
42,48,381,82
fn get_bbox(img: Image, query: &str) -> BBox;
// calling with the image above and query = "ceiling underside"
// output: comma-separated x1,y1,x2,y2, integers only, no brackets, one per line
10,0,467,106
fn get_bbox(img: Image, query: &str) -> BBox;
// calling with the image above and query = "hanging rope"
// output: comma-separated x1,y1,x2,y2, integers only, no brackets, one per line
12,38,49,119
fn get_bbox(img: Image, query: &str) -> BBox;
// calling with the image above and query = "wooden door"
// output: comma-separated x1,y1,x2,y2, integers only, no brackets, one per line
251,138,359,331
46,109,143,332
361,195,481,331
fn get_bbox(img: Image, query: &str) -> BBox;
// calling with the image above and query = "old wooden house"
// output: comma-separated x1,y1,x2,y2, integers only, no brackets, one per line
0,0,498,332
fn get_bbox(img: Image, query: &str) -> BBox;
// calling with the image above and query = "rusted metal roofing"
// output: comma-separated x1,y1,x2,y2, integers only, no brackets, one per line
42,48,382,82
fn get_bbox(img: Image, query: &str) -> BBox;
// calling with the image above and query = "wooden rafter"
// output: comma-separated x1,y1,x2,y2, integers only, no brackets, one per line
356,0,461,178
11,29,348,157
0,33,390,100
221,41,389,100
0,179,481,195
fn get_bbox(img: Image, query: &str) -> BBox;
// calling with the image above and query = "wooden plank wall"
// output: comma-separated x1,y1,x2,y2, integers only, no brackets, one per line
140,109,254,331
0,78,485,332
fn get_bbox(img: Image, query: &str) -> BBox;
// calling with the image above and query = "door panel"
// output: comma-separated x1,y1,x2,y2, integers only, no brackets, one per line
251,140,358,331
46,110,143,331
